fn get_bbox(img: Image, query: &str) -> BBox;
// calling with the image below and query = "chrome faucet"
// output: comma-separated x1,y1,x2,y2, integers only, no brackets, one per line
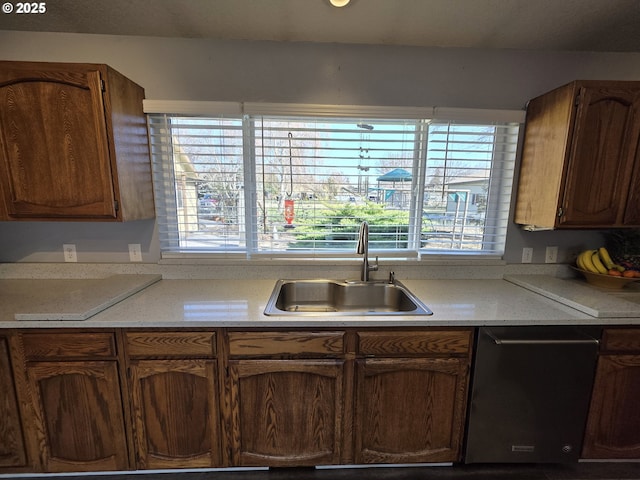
356,221,379,281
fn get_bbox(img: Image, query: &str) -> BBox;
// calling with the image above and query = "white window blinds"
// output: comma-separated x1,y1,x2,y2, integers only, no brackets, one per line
147,105,521,259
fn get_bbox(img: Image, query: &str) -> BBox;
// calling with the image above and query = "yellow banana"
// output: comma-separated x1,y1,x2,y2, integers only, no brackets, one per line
598,247,615,270
580,250,599,273
591,250,608,274
576,250,587,270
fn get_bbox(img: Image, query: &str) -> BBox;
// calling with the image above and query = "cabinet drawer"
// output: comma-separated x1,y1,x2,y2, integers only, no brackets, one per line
228,331,344,357
357,330,472,356
22,332,117,360
126,331,216,358
601,328,640,353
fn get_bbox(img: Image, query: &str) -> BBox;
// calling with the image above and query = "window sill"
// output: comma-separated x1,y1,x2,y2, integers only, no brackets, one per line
158,253,505,268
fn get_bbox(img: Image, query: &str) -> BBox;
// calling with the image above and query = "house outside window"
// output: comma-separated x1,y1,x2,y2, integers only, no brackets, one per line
147,102,523,260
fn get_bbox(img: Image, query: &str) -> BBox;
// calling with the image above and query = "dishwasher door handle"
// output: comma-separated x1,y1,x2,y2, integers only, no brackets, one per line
484,329,599,346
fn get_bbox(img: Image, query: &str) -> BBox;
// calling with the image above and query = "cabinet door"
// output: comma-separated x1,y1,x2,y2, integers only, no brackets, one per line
228,359,344,467
26,361,128,472
129,359,221,469
623,144,640,224
0,336,26,468
560,85,640,226
582,355,640,458
354,357,468,463
0,67,116,218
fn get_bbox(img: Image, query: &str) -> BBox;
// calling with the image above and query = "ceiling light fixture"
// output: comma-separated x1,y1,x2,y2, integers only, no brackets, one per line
329,0,350,7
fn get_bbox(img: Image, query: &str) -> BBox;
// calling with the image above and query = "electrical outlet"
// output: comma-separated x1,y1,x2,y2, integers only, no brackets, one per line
522,247,533,263
63,244,77,262
545,246,559,264
128,243,142,262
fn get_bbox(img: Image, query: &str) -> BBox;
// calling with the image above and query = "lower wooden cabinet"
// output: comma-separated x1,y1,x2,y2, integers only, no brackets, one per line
582,328,640,458
4,327,474,473
9,325,640,471
124,331,221,469
129,360,221,468
26,361,129,471
228,359,345,466
20,331,129,472
226,330,347,467
0,334,27,469
225,328,472,467
354,357,469,463
354,330,472,463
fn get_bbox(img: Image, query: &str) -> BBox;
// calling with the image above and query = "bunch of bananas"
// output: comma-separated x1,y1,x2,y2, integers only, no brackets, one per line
576,247,639,277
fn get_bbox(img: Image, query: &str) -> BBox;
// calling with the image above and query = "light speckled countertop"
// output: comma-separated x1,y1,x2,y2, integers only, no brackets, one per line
505,274,640,318
2,274,637,328
1,263,639,328
0,274,161,323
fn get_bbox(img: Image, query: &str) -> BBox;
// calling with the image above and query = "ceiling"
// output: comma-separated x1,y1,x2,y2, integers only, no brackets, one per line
2,0,640,53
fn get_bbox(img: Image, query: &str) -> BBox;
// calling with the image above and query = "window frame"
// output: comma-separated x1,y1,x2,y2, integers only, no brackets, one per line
145,101,524,263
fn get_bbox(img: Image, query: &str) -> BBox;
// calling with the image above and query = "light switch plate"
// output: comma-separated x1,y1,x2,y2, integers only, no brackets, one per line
522,247,533,263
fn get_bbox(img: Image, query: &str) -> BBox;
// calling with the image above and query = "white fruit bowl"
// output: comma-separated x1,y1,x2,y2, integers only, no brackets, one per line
571,266,640,289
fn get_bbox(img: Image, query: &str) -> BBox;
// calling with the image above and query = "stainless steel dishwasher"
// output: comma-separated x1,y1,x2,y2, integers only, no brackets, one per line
464,326,600,463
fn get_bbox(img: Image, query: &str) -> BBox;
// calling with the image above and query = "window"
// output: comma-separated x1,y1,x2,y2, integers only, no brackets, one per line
147,103,522,259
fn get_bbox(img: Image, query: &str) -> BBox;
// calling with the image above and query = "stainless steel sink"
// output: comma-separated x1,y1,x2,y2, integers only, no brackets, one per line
264,279,433,316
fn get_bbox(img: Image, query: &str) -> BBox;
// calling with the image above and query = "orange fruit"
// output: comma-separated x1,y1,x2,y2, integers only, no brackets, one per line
608,269,623,276
622,270,637,278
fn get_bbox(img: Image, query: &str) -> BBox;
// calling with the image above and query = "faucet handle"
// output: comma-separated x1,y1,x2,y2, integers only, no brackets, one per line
370,256,379,272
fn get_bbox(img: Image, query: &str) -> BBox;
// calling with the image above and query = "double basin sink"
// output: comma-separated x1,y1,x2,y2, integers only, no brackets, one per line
264,278,433,316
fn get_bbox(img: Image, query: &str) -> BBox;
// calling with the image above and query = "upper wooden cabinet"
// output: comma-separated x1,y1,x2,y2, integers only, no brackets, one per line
0,61,154,221
515,80,640,229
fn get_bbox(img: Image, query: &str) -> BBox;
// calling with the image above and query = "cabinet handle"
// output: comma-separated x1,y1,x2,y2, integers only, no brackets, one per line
484,329,598,346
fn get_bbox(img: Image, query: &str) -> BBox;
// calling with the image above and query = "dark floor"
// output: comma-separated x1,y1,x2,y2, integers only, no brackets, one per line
7,463,640,480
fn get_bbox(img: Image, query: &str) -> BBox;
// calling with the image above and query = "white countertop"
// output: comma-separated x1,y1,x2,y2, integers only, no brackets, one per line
1,267,639,328
0,274,161,322
3,274,635,328
505,274,640,318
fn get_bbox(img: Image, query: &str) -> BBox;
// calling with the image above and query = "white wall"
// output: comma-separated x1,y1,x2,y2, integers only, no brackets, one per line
1,30,639,264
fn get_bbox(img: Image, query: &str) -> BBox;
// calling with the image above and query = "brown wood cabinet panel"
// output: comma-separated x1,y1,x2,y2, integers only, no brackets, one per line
26,361,128,472
0,61,154,221
582,354,640,458
354,357,469,464
129,359,221,469
0,68,114,218
22,332,116,360
357,330,471,356
515,80,640,229
0,336,26,468
228,331,344,357
515,82,575,228
560,85,640,226
126,332,216,358
6,327,476,472
228,359,344,466
99,64,155,221
601,328,640,353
